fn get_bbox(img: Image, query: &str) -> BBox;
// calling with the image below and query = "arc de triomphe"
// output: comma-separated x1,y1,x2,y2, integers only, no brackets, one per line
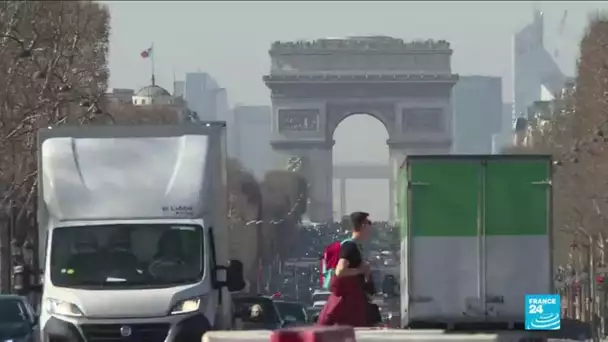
263,36,458,222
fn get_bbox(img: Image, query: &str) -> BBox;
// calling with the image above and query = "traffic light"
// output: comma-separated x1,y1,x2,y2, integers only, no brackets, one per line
596,275,606,284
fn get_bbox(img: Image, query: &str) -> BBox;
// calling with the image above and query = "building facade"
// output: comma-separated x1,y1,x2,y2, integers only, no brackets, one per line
232,106,273,180
173,81,185,99
452,76,503,154
184,72,225,121
105,88,135,105
512,10,567,119
132,85,174,106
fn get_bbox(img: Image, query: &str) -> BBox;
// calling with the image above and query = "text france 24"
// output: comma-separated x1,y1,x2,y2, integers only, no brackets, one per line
525,294,561,330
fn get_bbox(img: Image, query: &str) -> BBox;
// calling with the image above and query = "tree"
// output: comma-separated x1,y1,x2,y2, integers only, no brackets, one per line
0,1,110,230
260,170,308,262
0,1,111,290
507,14,608,268
226,158,263,293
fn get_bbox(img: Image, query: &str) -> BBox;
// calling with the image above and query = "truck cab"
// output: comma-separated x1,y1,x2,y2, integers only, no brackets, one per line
37,124,245,342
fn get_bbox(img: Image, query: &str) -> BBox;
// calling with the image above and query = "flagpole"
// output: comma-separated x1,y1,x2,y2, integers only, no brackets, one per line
172,67,176,95
151,42,155,86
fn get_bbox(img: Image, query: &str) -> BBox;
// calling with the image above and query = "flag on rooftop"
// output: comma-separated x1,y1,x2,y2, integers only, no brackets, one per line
140,46,153,59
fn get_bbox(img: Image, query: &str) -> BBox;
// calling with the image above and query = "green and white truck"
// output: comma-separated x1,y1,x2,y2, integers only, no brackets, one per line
398,155,553,331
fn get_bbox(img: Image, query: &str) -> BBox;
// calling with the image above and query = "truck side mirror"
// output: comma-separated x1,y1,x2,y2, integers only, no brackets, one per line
213,259,245,291
30,283,42,292
226,259,245,292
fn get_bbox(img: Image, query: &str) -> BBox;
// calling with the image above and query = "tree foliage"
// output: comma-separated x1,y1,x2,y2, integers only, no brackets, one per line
260,170,308,261
226,158,263,292
511,14,608,266
0,0,310,292
224,161,310,291
0,1,111,239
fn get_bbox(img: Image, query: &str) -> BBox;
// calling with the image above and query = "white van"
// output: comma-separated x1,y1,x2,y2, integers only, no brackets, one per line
38,124,245,342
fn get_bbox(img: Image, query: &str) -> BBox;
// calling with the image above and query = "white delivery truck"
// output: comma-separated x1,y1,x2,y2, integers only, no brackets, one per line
398,155,553,335
38,124,245,342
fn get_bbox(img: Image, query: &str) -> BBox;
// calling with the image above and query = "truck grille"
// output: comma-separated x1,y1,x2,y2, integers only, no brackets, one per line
80,323,170,342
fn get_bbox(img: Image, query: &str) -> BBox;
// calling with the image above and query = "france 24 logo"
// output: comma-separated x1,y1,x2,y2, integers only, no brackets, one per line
525,294,560,330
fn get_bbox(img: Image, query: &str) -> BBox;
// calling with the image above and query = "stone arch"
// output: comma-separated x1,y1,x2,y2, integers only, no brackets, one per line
332,112,392,220
263,37,458,222
327,110,393,143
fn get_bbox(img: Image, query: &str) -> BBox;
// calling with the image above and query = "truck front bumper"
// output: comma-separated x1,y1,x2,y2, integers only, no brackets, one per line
43,313,211,342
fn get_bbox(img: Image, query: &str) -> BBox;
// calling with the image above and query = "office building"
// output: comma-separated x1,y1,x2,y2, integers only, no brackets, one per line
452,76,503,154
232,106,273,180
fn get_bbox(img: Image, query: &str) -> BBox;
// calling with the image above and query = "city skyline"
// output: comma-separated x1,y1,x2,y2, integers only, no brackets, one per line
103,1,604,220
105,1,603,105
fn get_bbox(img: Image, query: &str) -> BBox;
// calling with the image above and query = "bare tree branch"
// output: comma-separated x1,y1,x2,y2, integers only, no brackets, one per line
508,14,608,268
0,1,111,244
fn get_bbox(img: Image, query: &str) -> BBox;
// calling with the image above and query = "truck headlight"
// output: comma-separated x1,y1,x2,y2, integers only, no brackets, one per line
170,297,203,315
45,298,84,317
4,337,30,342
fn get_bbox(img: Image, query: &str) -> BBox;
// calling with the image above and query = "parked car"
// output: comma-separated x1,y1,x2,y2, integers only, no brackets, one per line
0,294,38,342
273,300,309,326
307,306,323,324
232,295,285,330
311,289,330,307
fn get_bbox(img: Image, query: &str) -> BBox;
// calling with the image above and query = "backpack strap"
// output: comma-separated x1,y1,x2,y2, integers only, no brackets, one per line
322,269,334,289
341,238,362,252
341,238,366,262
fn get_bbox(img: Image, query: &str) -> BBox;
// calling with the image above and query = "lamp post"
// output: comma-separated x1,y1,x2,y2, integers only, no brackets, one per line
566,226,600,341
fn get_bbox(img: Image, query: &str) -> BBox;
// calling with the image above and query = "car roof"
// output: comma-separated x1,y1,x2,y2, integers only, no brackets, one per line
273,300,305,305
233,294,272,299
233,296,274,303
0,294,25,301
312,290,330,294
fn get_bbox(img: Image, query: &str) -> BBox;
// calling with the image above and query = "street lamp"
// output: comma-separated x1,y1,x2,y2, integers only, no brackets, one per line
563,226,601,341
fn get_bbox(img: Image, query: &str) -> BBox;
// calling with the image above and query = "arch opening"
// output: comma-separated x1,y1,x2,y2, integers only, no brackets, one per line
332,114,390,222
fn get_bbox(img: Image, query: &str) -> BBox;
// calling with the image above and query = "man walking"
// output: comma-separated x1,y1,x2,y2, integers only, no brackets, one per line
317,211,372,327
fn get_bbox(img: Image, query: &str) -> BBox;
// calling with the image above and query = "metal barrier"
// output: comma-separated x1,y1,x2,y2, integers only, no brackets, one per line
202,327,537,342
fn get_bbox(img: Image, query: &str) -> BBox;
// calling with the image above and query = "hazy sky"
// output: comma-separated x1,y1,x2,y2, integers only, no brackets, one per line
105,1,608,220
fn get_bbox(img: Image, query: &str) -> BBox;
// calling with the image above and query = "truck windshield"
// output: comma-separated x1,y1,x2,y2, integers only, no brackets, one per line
49,224,203,289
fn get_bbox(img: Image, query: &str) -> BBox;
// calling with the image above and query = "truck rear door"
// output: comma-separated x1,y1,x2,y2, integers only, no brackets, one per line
408,158,483,324
483,158,552,321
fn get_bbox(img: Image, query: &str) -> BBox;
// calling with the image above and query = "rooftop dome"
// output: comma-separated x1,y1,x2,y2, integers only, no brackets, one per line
135,85,171,98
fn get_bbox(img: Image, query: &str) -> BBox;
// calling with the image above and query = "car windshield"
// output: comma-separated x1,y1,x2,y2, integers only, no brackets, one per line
50,224,203,289
0,299,27,323
312,293,330,302
275,302,307,323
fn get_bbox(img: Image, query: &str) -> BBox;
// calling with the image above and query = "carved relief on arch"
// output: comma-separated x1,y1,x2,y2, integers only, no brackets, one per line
401,107,445,133
277,109,320,133
325,102,396,138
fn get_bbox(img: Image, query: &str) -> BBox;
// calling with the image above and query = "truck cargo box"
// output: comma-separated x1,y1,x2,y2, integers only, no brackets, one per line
398,155,553,329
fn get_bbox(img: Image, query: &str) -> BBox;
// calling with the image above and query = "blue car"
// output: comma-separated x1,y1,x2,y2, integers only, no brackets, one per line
0,294,38,342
